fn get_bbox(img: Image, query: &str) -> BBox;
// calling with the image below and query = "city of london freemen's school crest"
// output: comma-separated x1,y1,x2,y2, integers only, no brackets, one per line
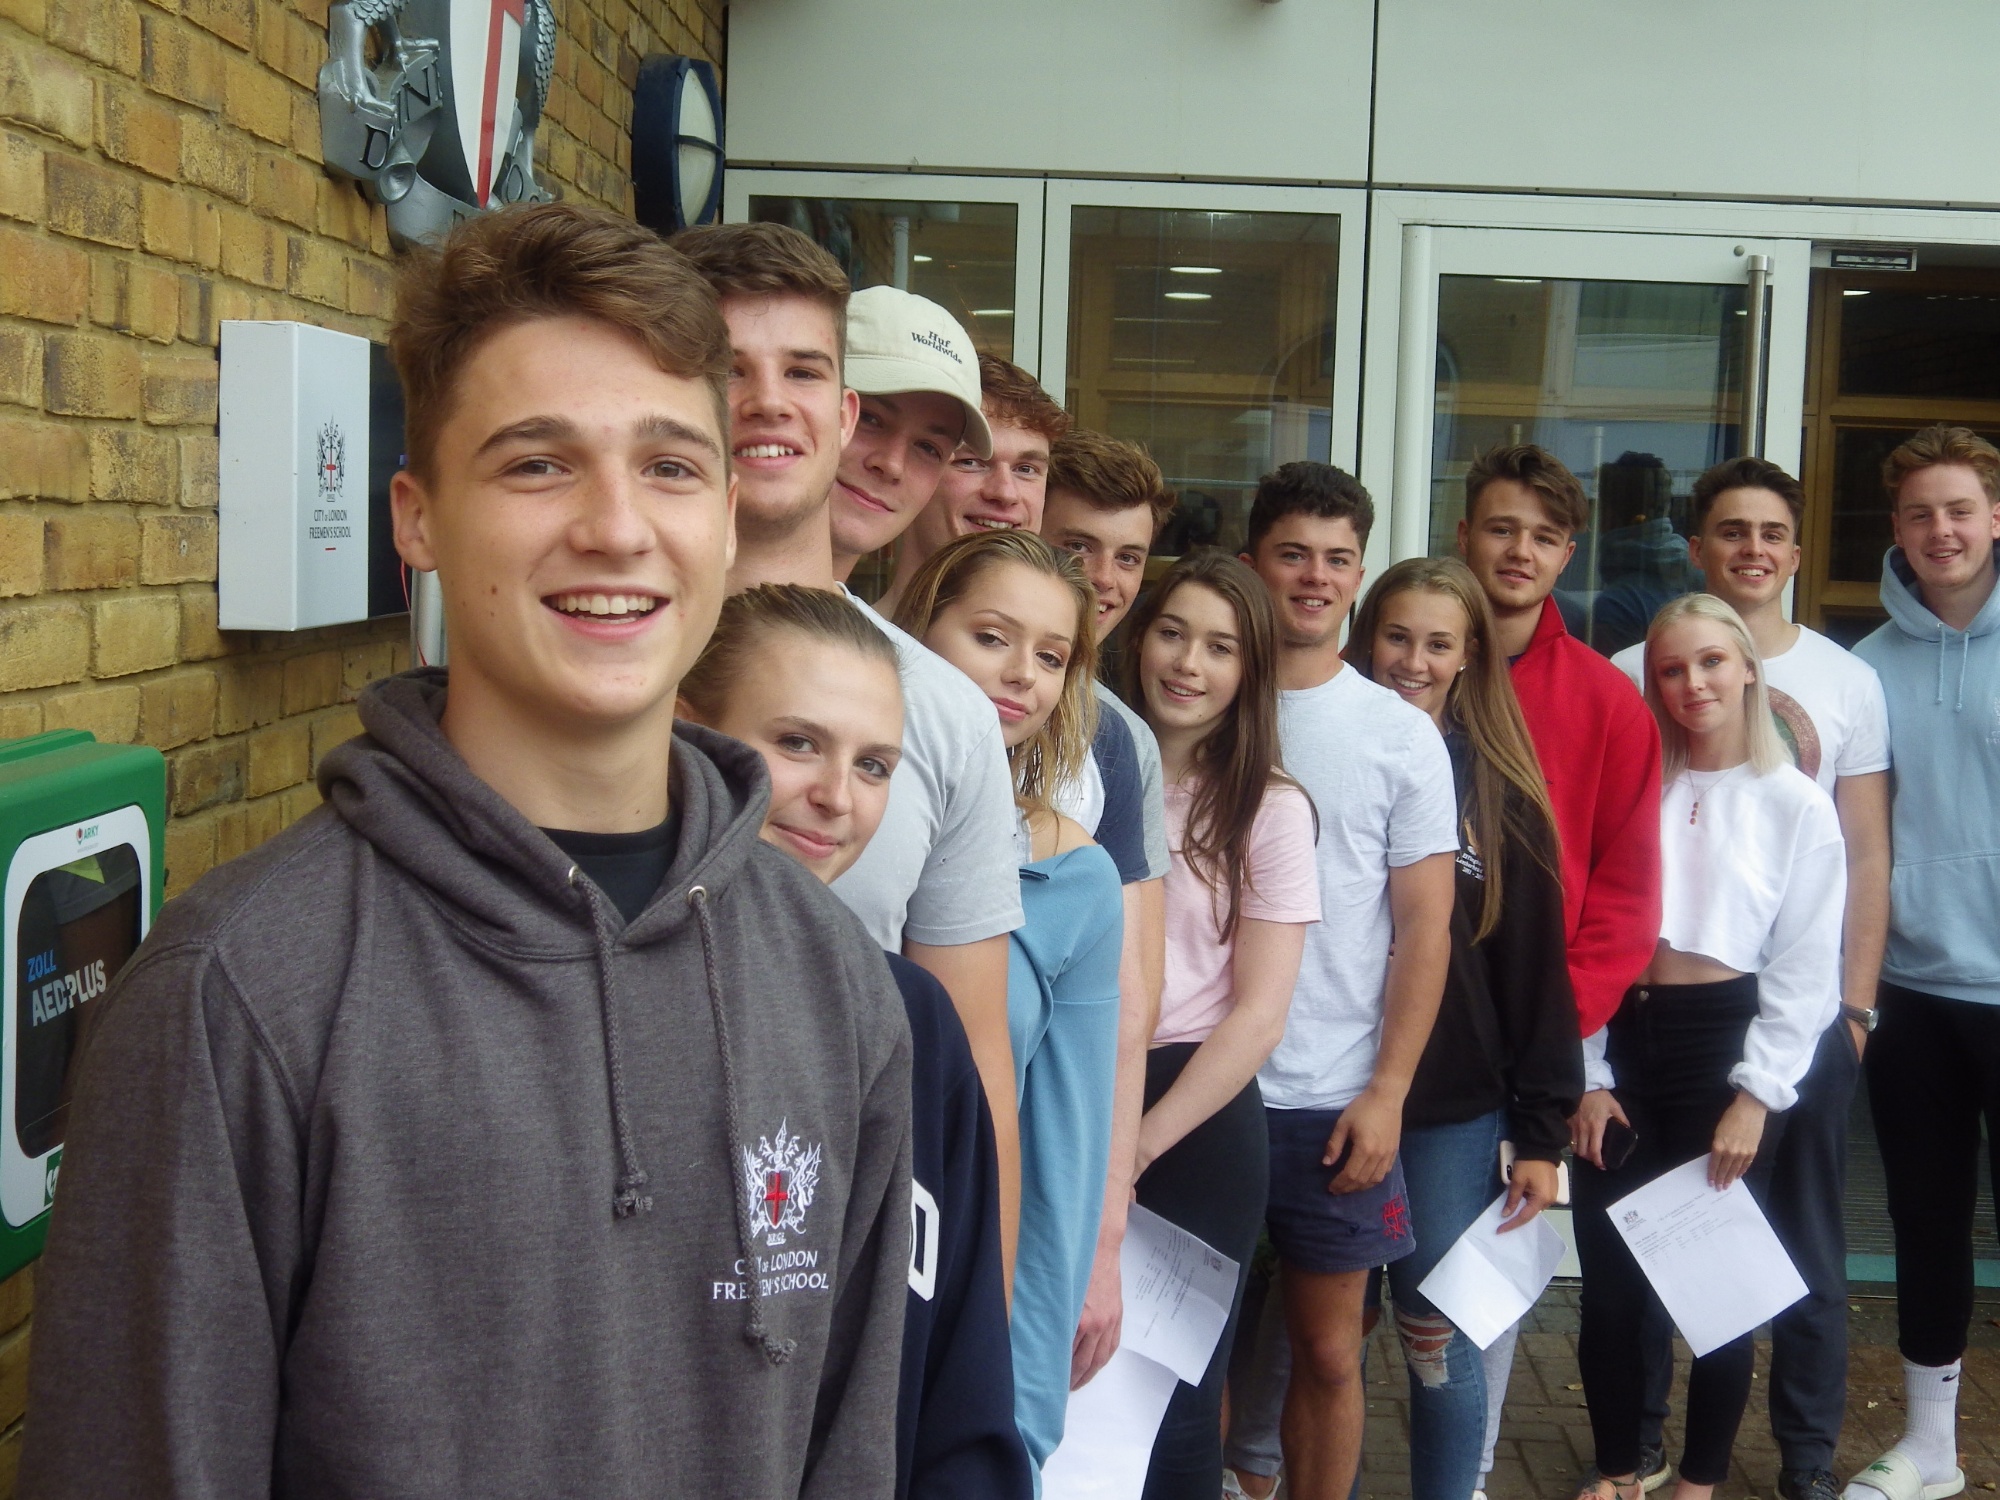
318,0,555,247
315,420,346,502
742,1122,822,1249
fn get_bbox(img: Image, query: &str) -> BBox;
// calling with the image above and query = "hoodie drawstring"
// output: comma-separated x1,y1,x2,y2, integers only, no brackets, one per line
690,884,797,1368
1932,627,1972,711
574,872,654,1219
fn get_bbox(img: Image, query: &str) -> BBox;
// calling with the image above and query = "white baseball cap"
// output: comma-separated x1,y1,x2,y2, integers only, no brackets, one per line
843,285,994,459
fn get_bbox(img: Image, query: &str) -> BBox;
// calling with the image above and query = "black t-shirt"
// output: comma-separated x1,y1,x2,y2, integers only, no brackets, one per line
544,812,682,924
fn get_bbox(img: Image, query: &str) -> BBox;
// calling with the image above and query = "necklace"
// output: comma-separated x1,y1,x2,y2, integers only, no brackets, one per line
1683,765,1740,825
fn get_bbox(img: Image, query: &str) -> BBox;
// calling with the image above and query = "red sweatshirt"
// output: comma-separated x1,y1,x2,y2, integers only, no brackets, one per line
1508,599,1663,1037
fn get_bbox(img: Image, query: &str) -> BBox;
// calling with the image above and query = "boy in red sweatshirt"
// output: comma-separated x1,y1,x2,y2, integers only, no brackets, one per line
1456,443,1665,1495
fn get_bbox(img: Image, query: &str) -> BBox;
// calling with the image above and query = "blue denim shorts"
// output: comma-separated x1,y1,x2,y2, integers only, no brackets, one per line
1262,1106,1416,1275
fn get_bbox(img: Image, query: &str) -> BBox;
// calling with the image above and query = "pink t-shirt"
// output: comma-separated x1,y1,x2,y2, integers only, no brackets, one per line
1155,781,1322,1046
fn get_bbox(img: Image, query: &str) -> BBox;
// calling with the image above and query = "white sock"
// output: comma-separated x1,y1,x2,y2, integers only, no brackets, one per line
1898,1359,1961,1479
1849,1360,1960,1498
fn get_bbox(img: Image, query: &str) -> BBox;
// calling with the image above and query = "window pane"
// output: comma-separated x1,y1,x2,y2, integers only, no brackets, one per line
1066,207,1339,555
1430,274,1747,657
1838,286,2000,400
748,196,1019,358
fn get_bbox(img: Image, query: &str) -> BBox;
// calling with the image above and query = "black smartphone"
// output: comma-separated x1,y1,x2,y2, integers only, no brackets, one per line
1601,1118,1638,1171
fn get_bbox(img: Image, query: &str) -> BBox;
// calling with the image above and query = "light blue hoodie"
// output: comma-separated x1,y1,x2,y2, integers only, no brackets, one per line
1854,546,2000,1005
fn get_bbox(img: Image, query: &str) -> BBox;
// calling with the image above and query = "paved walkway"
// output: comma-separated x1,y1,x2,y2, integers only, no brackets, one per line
1341,1286,2000,1500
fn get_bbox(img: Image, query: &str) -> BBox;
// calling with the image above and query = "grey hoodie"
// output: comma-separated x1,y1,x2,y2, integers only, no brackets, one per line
19,670,912,1499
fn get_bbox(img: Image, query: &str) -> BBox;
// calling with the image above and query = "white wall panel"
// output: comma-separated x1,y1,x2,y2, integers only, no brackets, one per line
1372,1,2000,206
726,0,1374,185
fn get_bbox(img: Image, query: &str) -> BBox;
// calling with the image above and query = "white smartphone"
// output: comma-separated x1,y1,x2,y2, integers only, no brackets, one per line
1498,1139,1571,1206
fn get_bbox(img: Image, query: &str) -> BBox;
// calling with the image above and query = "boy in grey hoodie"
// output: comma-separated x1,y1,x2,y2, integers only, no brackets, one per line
18,204,912,1500
1846,425,2000,1500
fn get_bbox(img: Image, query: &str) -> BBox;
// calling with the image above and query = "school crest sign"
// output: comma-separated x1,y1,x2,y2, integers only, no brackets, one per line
318,0,555,247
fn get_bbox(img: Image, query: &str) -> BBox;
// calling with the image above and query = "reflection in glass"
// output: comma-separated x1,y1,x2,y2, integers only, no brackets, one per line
748,196,1019,358
1066,207,1339,554
1430,275,1748,657
1839,287,2000,401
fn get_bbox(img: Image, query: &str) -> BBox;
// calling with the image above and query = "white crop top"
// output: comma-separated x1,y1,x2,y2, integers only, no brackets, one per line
1653,761,1847,1111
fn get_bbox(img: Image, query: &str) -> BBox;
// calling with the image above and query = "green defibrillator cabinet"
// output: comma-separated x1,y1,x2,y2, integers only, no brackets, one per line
0,731,165,1279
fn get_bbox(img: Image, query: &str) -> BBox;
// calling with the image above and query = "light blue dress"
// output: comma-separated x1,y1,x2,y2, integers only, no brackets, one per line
1006,842,1124,1476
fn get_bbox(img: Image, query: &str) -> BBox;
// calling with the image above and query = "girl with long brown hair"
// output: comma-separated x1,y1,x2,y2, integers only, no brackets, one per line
1120,548,1321,1500
892,530,1125,1477
1344,556,1582,1500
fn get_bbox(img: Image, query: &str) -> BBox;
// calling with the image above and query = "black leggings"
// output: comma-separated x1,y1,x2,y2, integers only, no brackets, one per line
1573,977,1786,1488
1135,1044,1267,1500
1867,981,2000,1366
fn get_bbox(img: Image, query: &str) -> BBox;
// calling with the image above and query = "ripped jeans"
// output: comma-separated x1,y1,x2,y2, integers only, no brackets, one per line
1386,1110,1505,1500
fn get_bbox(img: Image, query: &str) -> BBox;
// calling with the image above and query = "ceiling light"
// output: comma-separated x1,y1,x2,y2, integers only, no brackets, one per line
1164,291,1212,301
1843,288,1870,296
912,254,933,263
971,308,1014,317
1170,265,1223,275
1494,277,1542,285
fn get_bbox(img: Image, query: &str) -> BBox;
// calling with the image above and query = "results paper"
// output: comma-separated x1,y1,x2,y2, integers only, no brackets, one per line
1042,1207,1241,1499
1607,1156,1808,1358
1117,1204,1239,1384
1416,1192,1567,1349
1039,1347,1179,1499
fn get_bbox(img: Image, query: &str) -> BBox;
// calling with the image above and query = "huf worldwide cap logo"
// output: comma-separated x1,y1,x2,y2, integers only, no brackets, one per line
911,328,965,366
318,0,555,247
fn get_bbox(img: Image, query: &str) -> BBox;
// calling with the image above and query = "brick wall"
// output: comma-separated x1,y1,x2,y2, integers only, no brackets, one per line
0,0,722,1483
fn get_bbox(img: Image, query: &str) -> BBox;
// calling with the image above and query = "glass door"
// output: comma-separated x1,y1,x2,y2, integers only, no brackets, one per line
1381,227,1810,656
722,170,1046,371
1042,181,1367,558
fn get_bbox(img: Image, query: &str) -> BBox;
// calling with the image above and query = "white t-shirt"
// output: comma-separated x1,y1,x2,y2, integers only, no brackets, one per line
1257,666,1460,1111
830,594,1025,951
1612,624,1890,794
1658,763,1847,1111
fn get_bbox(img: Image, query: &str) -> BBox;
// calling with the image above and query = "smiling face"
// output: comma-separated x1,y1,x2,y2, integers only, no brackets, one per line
1369,587,1471,726
1243,513,1365,649
1693,486,1799,615
391,314,734,733
1458,479,1577,621
696,634,904,884
1649,615,1755,741
718,293,858,549
919,560,1079,750
829,391,968,568
1893,462,2000,601
907,416,1052,569
1138,580,1244,747
1041,490,1154,641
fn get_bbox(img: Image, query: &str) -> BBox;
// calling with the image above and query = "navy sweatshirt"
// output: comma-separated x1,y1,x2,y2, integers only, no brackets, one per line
886,954,1033,1500
1404,731,1583,1161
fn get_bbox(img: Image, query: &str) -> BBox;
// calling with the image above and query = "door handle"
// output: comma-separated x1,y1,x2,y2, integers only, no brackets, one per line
1742,252,1771,457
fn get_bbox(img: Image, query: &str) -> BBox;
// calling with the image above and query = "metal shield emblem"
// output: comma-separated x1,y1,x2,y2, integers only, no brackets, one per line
318,0,554,247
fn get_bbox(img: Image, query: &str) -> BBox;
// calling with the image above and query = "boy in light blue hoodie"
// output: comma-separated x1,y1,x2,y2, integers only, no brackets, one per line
1846,425,2000,1500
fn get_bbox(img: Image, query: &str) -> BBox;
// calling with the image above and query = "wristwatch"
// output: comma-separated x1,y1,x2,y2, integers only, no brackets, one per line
1841,1003,1879,1033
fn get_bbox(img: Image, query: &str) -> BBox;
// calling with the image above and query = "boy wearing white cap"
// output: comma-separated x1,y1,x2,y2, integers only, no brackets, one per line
830,287,997,582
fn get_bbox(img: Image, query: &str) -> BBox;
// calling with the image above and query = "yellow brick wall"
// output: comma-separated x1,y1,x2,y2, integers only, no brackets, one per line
0,0,722,1483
